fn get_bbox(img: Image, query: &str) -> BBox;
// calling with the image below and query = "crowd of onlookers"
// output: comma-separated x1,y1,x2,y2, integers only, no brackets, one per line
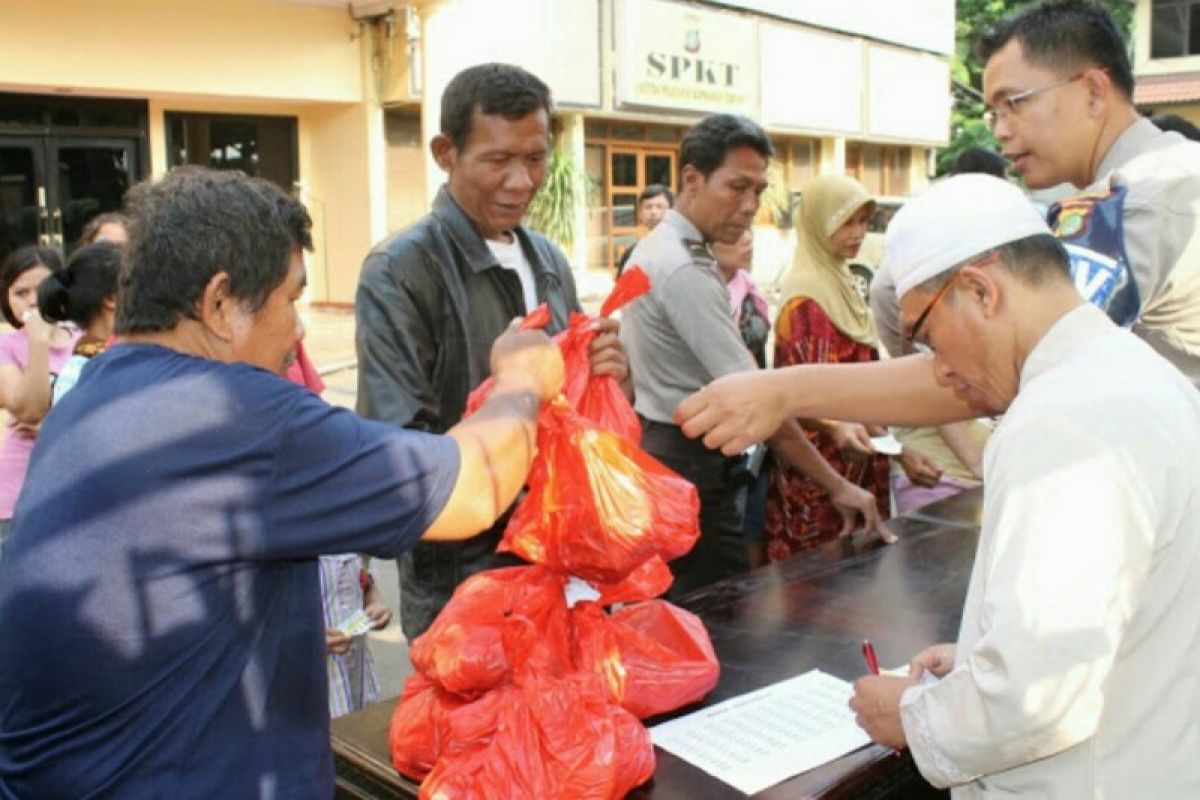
1,0,1198,797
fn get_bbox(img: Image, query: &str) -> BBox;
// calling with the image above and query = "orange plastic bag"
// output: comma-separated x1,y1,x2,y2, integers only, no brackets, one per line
589,554,675,606
393,610,656,799
408,566,572,697
417,670,655,800
571,599,720,720
464,267,650,442
560,267,649,442
389,673,468,781
500,398,700,585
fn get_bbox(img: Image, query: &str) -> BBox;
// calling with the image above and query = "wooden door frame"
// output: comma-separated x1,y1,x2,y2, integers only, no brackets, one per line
603,144,677,270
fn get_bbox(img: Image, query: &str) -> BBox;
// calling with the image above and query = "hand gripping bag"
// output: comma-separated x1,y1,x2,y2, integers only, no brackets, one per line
463,267,650,442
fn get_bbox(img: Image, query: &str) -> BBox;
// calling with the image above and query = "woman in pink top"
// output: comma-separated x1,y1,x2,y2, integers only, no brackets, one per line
0,246,80,552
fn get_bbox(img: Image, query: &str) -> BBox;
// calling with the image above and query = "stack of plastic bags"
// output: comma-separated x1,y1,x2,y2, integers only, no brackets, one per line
389,268,721,799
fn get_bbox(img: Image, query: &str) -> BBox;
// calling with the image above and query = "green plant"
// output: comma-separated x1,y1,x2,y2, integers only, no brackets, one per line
526,146,592,251
760,159,795,229
940,0,1134,174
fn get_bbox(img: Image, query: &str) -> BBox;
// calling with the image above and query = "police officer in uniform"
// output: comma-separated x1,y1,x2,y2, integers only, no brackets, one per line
620,114,889,597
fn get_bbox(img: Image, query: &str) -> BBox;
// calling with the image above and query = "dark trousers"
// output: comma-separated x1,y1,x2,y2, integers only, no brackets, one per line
641,419,750,599
397,521,522,641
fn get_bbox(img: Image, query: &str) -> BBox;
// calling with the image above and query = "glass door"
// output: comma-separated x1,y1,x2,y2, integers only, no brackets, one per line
608,149,640,269
0,136,49,264
605,147,677,270
49,137,136,250
0,134,138,262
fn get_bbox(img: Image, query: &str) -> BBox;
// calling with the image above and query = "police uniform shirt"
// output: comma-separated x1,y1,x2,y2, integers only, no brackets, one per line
619,209,758,425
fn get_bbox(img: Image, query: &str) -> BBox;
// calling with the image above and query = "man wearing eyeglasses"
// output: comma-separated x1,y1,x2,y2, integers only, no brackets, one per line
867,174,1196,796
676,175,1200,796
677,177,1200,796
978,0,1200,388
871,1,1198,388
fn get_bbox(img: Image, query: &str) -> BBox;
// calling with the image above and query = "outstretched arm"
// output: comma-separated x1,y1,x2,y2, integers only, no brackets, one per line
422,324,564,541
675,355,982,457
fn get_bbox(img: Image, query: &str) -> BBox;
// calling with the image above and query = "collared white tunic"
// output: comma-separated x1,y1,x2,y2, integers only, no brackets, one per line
901,304,1200,798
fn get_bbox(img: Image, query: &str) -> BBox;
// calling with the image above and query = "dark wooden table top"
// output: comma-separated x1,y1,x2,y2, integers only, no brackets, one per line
332,489,983,799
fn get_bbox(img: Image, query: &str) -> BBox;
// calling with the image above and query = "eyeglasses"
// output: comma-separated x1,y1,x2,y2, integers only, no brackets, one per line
983,73,1085,132
907,274,961,352
907,254,996,351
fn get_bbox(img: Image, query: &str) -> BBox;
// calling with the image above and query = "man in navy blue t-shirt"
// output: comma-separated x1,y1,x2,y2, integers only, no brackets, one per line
0,167,563,799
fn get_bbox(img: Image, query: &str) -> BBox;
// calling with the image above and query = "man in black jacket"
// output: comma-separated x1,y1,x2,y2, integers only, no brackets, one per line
356,63,629,640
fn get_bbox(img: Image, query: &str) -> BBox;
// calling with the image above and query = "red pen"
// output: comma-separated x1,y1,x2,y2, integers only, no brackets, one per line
862,639,881,675
861,639,902,756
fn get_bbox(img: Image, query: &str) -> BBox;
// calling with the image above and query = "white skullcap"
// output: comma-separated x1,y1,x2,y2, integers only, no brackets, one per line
884,174,1051,298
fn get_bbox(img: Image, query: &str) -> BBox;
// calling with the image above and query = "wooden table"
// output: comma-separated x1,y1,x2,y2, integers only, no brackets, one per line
332,489,983,799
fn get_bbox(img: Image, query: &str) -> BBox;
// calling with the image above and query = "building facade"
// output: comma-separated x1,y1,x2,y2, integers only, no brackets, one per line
0,0,952,303
1133,0,1200,124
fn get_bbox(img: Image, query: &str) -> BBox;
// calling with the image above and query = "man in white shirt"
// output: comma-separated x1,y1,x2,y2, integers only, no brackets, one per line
840,174,1200,797
356,63,629,639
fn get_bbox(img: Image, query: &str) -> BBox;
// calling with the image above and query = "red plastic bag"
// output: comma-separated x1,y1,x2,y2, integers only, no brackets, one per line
463,268,650,442
389,673,469,781
409,566,572,697
418,671,655,800
500,398,700,585
590,555,674,606
563,267,649,442
571,599,720,720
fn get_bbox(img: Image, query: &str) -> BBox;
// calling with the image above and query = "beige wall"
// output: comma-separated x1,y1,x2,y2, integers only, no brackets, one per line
384,110,429,234
0,0,386,306
145,96,379,305
305,102,384,304
0,0,363,102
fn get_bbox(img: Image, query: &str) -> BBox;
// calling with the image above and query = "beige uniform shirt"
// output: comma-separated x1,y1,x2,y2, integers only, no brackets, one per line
900,304,1200,797
1093,118,1200,387
620,210,757,424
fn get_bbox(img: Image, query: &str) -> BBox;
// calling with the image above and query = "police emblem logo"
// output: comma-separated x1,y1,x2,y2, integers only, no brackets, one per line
1057,211,1085,238
1050,190,1111,240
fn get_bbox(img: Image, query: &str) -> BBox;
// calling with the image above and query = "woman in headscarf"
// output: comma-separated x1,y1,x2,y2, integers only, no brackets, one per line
764,175,890,559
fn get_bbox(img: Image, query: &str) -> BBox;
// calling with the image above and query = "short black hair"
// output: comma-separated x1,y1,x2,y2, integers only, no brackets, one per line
1151,114,1200,142
116,167,312,335
0,245,62,328
440,63,553,152
975,1,1134,99
79,211,129,246
951,147,1009,179
638,184,675,207
679,114,774,182
38,242,122,329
